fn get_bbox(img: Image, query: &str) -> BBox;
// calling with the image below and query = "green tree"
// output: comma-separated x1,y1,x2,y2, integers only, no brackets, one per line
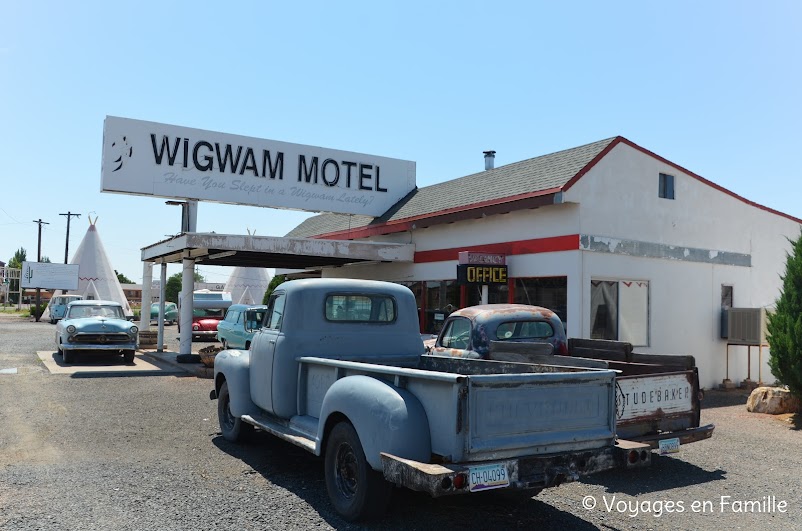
262,274,287,304
41,256,51,263
164,271,206,303
8,247,26,268
767,231,802,400
115,270,134,284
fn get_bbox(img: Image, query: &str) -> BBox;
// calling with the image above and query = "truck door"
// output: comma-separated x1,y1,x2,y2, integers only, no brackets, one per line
249,292,285,413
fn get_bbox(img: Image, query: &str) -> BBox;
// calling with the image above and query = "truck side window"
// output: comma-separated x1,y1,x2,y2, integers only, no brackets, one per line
440,318,471,349
265,293,286,330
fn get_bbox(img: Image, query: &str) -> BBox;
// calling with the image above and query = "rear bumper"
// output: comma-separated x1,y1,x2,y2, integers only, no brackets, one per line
627,424,715,449
381,440,651,498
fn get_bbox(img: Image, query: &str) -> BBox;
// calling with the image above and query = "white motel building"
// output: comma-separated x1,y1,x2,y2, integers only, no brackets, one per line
286,136,802,390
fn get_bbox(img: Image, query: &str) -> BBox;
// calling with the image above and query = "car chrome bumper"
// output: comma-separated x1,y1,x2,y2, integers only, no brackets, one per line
61,343,138,351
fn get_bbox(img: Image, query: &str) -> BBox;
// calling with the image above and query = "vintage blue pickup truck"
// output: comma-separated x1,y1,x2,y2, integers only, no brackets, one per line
211,279,651,521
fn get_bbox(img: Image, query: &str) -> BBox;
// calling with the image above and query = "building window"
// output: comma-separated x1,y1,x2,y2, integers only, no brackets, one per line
466,283,508,307
513,277,567,331
659,173,675,200
590,279,649,346
424,280,459,334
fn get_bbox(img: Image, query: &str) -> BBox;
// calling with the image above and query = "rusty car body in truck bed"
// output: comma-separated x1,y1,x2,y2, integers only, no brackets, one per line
426,304,714,453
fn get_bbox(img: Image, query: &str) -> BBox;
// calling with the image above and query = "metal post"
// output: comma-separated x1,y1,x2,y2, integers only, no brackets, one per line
179,258,194,356
481,285,489,305
32,219,50,322
59,212,81,264
158,263,167,352
139,262,153,331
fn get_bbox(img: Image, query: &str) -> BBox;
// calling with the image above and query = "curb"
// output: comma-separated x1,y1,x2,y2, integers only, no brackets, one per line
139,349,214,379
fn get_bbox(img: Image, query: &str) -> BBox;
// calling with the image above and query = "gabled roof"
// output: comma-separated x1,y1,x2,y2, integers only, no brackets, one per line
287,136,801,239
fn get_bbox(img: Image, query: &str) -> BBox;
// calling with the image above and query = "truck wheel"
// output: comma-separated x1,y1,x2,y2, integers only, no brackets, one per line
217,381,253,442
324,421,391,521
62,349,74,364
123,350,135,363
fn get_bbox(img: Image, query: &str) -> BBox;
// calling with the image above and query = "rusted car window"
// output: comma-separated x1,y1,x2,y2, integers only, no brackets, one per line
495,320,554,340
440,317,471,349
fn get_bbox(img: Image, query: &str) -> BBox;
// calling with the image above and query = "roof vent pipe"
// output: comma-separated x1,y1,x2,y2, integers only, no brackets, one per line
483,150,496,171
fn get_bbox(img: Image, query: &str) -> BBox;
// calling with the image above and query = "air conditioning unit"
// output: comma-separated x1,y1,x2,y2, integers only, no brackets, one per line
726,308,767,346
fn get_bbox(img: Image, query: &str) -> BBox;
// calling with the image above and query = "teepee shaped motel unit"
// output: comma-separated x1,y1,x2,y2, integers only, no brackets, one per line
224,230,272,305
65,217,133,316
224,266,272,305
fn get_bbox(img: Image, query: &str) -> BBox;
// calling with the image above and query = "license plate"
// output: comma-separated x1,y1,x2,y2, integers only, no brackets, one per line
468,463,510,492
659,437,680,455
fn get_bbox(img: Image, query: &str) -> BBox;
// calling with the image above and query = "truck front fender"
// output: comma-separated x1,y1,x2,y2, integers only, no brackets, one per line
319,375,431,471
213,349,261,418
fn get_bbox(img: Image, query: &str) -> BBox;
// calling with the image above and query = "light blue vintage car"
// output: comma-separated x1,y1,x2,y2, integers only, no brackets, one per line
55,300,139,364
49,294,83,324
215,304,267,349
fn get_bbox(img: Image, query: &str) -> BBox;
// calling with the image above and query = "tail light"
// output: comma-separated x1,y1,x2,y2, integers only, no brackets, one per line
558,342,570,356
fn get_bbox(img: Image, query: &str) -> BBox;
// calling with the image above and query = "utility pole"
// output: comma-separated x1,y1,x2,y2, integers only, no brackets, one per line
32,219,50,322
59,212,81,264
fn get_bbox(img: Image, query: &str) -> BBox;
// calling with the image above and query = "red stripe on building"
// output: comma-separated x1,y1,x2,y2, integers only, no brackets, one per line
414,234,580,263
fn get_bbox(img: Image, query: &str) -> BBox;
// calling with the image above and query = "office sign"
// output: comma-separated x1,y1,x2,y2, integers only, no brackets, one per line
457,264,508,285
20,262,80,290
101,116,417,216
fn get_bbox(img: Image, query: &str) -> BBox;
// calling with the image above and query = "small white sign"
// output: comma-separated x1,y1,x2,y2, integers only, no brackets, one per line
101,116,417,217
20,262,80,290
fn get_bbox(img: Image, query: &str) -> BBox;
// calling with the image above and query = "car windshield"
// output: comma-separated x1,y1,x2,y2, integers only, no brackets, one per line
193,308,225,318
68,305,125,319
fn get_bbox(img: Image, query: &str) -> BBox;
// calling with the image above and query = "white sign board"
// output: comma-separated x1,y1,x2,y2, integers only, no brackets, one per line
20,262,80,290
615,374,693,422
101,116,417,217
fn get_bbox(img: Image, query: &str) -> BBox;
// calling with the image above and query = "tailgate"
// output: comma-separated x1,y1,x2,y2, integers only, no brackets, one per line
466,370,617,461
615,370,701,439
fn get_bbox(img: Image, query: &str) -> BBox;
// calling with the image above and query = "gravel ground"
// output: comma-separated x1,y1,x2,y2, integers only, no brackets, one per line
1,314,800,530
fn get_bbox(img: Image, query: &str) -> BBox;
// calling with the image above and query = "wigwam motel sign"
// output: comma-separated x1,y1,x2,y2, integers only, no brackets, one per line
101,116,416,217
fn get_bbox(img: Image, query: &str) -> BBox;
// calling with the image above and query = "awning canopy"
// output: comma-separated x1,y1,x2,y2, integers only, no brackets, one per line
140,232,415,269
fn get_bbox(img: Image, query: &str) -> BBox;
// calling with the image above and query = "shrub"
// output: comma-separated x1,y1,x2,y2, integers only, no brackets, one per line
767,231,802,399
28,304,47,319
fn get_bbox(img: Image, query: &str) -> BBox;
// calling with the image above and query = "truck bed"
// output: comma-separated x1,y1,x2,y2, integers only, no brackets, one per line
298,355,617,463
489,339,714,449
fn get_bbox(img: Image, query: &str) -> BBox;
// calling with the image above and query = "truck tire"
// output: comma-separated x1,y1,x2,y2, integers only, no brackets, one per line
217,381,253,442
324,421,391,521
62,349,74,364
123,350,135,364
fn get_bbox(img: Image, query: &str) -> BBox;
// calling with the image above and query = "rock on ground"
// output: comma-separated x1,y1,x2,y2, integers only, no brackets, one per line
746,386,801,414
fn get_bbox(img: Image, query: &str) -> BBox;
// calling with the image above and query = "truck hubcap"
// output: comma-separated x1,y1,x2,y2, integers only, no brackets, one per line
335,443,358,498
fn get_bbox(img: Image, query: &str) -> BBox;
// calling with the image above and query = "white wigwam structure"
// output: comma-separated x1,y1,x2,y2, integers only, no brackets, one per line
224,266,272,305
223,231,272,305
62,217,133,316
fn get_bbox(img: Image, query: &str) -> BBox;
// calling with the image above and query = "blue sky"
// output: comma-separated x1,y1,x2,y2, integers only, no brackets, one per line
1,1,800,287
